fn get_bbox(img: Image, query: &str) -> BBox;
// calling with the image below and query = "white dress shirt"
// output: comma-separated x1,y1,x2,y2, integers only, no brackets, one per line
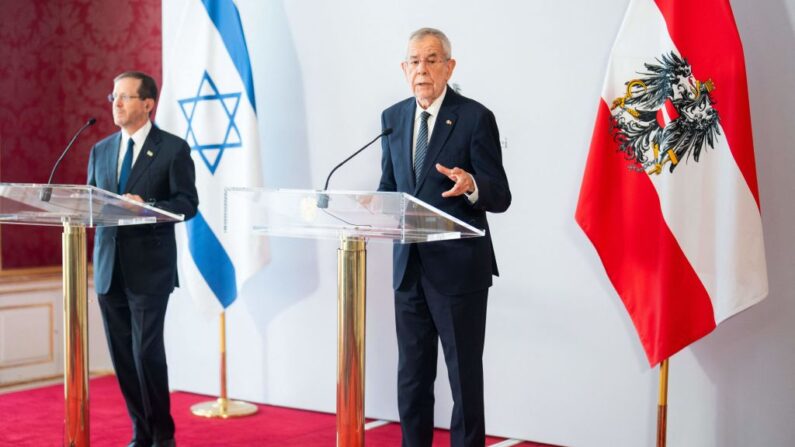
118,120,153,180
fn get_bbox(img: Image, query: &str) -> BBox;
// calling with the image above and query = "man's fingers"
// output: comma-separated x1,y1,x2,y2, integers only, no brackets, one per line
441,179,468,197
441,187,457,197
124,193,144,203
436,163,473,197
436,163,467,182
435,163,453,177
441,185,466,197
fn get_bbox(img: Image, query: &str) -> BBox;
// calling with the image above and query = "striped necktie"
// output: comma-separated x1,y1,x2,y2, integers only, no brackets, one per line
118,138,134,194
414,111,431,182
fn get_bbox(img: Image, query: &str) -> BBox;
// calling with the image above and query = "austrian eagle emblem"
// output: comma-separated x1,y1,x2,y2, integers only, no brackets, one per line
610,52,721,176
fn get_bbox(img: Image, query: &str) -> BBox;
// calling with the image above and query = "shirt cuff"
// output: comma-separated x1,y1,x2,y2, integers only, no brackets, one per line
465,175,479,204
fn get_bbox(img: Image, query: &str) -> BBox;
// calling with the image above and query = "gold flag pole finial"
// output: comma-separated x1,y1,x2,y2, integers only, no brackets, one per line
190,310,258,418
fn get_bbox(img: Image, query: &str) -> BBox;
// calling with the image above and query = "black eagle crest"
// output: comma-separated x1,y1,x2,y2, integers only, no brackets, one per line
609,51,721,175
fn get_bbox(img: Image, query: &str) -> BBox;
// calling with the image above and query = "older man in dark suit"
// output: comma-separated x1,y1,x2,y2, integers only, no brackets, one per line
87,71,198,447
378,28,511,447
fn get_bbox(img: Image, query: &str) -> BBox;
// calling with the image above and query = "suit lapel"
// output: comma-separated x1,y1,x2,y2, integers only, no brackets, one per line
401,100,416,191
415,96,457,193
106,133,122,193
124,127,161,193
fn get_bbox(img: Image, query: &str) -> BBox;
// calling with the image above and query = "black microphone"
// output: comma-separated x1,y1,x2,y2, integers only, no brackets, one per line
40,117,97,202
317,128,393,208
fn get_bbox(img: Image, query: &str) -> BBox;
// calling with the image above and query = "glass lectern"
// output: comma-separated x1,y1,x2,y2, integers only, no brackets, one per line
225,188,484,447
0,183,184,447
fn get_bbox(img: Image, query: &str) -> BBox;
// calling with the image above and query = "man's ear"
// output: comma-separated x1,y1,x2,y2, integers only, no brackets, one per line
446,58,457,78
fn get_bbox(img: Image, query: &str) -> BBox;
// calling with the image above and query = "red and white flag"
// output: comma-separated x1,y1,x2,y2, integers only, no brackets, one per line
575,0,768,366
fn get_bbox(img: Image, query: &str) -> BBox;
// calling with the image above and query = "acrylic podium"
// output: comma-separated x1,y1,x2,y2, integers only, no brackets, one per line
0,183,184,447
224,188,484,447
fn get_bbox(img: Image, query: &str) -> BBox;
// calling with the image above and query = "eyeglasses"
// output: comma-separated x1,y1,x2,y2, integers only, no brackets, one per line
405,57,449,71
107,93,142,103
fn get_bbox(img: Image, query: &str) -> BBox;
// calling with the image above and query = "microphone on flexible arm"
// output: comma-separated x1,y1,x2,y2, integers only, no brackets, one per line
39,117,97,202
316,127,393,209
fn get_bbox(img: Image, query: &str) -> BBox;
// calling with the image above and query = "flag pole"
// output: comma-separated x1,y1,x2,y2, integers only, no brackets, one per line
656,358,669,447
190,310,258,418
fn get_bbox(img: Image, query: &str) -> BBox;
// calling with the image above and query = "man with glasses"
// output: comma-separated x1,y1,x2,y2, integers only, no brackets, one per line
378,29,511,446
88,71,198,447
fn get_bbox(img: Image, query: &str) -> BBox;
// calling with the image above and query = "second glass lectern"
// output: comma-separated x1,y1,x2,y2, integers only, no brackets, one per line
225,188,485,447
0,183,184,447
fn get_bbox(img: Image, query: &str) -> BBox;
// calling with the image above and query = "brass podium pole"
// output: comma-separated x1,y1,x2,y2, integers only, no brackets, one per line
63,223,89,447
656,358,670,447
337,236,366,447
191,311,258,418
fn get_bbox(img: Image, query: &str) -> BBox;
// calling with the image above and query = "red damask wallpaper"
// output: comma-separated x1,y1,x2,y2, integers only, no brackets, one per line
0,0,162,269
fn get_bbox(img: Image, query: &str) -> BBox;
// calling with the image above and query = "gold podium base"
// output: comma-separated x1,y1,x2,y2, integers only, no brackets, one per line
190,398,258,419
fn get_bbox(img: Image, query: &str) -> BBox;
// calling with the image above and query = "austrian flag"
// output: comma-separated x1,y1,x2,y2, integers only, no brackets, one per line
576,0,768,366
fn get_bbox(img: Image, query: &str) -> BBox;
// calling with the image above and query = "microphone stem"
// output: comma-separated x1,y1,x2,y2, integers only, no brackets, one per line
323,132,386,191
47,121,93,185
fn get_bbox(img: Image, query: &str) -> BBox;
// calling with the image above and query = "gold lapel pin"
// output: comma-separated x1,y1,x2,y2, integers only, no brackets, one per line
446,120,453,125
146,150,154,157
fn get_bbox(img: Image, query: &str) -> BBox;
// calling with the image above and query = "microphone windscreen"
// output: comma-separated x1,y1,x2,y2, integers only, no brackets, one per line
382,128,393,136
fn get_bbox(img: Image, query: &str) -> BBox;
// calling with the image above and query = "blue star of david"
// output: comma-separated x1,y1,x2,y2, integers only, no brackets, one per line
178,71,242,175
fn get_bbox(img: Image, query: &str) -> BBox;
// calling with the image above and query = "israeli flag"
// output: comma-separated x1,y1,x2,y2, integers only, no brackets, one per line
158,0,267,313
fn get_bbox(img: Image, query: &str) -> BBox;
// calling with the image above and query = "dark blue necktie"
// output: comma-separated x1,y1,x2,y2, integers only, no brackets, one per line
414,111,431,182
118,138,133,194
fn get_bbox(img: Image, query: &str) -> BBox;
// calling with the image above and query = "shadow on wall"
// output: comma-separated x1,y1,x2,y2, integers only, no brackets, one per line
240,0,320,348
691,1,795,446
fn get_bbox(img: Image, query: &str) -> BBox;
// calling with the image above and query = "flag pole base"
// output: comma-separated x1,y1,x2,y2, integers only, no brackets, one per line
190,398,258,418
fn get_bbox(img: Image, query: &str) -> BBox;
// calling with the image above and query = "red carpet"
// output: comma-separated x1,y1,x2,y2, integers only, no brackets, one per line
0,376,554,446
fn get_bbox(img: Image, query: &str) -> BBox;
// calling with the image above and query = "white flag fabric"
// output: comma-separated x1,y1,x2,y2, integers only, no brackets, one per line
158,0,267,314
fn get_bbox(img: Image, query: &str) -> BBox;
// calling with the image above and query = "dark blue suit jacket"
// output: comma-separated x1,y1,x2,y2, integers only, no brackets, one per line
87,125,198,295
378,87,511,295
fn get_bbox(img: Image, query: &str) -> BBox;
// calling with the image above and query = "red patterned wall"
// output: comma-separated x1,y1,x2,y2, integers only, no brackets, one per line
0,0,161,270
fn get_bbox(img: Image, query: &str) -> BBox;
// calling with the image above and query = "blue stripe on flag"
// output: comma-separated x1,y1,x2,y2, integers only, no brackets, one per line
201,0,257,113
186,210,238,308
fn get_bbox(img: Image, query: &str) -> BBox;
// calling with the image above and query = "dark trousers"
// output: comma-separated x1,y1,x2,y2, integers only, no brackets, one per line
98,256,175,444
395,252,489,447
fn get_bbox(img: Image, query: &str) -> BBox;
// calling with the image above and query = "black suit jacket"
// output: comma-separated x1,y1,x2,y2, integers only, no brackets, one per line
87,125,199,295
378,87,511,295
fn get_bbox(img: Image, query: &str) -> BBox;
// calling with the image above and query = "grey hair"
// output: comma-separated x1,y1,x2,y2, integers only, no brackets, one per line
408,28,452,60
